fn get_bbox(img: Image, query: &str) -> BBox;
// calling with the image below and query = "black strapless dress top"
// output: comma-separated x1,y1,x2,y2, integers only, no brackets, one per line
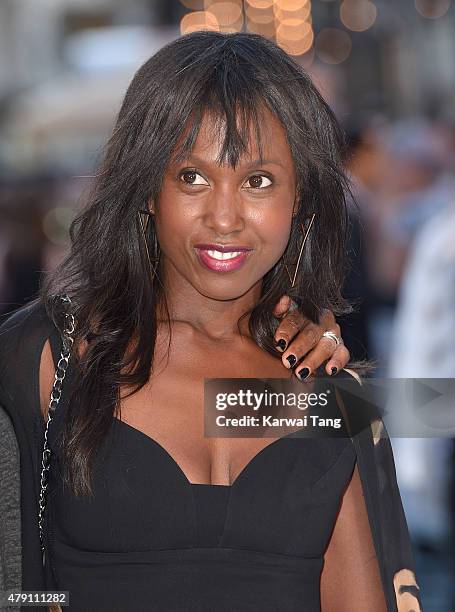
46,410,357,612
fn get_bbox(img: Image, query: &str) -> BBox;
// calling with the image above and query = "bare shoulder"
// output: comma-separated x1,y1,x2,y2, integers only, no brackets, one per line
39,339,55,421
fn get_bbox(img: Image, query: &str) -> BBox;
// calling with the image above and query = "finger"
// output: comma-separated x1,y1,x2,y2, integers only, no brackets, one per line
292,334,338,380
325,344,351,376
318,308,337,328
281,322,337,368
274,309,310,353
315,310,348,373
272,295,292,319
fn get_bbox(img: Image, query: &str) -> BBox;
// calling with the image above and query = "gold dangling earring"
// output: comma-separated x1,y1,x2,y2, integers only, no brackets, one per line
137,209,160,281
283,213,316,288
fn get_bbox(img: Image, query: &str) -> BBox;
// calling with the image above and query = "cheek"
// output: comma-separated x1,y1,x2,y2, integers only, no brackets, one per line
257,210,293,258
154,207,192,254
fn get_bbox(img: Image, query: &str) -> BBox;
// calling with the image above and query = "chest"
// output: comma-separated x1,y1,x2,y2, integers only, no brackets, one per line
118,333,293,486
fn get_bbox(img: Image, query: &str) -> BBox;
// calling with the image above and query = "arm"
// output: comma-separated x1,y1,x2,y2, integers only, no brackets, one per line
327,372,423,611
0,406,22,598
321,463,387,612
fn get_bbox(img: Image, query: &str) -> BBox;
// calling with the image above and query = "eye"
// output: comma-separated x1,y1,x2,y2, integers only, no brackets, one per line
179,169,209,186
245,174,273,189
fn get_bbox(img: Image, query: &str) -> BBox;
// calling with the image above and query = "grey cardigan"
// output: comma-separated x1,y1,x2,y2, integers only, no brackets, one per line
0,406,21,612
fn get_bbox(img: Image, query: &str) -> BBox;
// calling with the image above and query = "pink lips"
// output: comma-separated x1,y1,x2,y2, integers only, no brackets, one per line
194,244,253,273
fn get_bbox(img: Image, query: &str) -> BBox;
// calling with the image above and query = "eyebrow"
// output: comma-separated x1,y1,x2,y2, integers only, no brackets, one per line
181,154,287,170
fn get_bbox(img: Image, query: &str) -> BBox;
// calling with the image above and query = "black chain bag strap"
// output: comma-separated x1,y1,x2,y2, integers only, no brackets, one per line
38,293,76,566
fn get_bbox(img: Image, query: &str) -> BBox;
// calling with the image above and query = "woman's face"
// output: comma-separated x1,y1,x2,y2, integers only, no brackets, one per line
151,107,298,302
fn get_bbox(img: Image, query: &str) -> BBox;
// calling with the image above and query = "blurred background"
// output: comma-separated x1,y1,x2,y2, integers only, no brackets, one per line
0,0,454,608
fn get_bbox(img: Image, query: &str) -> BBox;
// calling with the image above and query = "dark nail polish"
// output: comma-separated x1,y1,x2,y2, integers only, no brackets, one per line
297,367,310,380
286,354,297,367
331,366,338,376
275,338,287,351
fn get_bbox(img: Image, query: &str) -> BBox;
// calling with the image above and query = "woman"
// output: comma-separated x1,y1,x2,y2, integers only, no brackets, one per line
0,31,421,611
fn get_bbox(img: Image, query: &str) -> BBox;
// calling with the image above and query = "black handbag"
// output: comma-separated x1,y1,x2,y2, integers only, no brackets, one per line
38,294,76,566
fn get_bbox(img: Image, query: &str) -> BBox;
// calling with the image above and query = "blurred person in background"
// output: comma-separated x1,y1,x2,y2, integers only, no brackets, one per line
386,119,455,607
340,116,391,365
341,111,455,606
365,117,455,365
388,192,455,546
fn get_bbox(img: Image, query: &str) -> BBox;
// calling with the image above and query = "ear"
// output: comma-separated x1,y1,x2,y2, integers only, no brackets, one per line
148,199,155,215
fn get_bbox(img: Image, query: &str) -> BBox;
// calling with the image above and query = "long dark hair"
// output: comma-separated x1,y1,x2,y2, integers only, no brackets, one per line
41,30,356,496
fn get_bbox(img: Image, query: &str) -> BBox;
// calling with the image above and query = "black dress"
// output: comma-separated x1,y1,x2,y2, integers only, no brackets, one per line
0,300,422,612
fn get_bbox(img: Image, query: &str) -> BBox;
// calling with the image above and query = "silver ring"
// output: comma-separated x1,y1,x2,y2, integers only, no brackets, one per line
322,330,342,346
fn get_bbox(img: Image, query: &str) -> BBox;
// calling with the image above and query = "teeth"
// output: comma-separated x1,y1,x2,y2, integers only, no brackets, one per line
206,249,244,260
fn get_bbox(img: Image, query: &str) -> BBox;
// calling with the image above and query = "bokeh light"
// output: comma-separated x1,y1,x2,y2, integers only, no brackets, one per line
207,2,244,31
245,0,274,9
42,207,75,246
180,10,220,34
415,0,451,19
276,23,314,55
276,18,312,40
180,0,205,9
246,4,275,24
246,19,276,36
340,0,377,32
315,27,352,64
274,0,309,9
274,3,312,24
299,47,315,68
274,1,314,57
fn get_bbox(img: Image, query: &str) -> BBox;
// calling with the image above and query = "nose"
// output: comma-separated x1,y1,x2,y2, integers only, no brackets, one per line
203,188,245,236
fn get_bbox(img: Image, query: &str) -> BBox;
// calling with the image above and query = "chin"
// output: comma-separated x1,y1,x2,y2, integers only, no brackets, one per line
195,278,258,302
